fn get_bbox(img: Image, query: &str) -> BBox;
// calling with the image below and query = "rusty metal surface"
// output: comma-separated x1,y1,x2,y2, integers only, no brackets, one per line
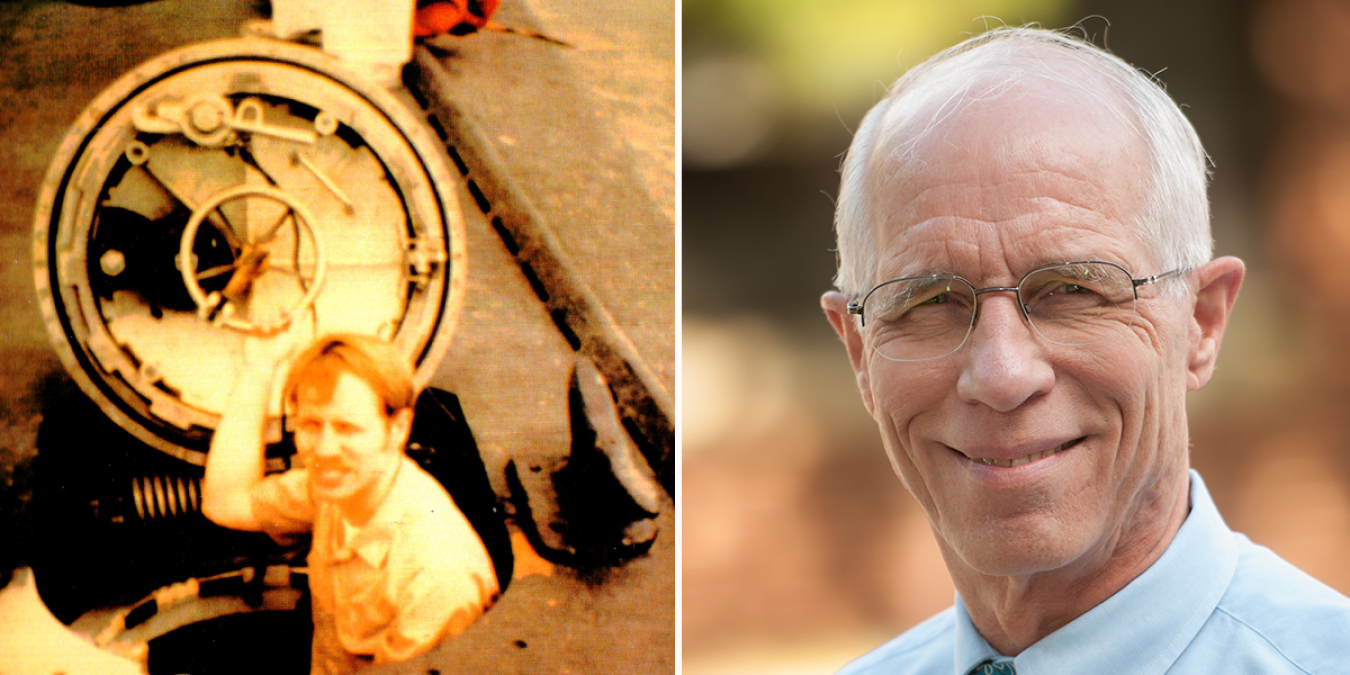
406,47,674,495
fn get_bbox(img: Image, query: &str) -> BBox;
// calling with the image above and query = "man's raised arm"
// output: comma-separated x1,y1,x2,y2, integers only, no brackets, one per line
202,332,302,531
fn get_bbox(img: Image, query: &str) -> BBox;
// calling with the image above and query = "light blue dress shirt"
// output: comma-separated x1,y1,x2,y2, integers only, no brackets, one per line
837,470,1350,674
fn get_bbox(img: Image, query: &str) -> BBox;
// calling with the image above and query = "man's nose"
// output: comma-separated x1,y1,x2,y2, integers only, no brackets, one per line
311,426,341,457
956,293,1055,412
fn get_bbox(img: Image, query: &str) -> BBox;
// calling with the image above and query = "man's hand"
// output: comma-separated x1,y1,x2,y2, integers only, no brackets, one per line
242,313,314,371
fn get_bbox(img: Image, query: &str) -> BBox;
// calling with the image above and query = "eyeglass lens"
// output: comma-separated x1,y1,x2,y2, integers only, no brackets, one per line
861,262,1139,361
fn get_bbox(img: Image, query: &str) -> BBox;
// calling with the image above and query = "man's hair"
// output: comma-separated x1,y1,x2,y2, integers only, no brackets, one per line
832,26,1214,299
283,333,418,418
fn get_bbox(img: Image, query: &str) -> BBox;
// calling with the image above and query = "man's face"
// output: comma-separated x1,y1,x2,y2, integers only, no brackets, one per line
836,82,1203,579
294,371,408,505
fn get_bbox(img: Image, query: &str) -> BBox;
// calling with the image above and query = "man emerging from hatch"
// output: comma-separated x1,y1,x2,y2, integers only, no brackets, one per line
202,332,498,674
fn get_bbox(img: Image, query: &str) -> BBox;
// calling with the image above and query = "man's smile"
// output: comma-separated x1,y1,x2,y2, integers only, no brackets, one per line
311,462,353,490
954,437,1085,469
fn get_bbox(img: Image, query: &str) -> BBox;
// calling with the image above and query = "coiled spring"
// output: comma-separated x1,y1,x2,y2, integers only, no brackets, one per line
130,474,201,520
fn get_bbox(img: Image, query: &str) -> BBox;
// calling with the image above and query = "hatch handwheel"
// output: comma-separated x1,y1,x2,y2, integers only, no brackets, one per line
179,184,327,334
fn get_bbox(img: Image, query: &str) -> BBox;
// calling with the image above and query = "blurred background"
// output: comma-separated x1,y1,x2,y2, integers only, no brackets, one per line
682,0,1350,673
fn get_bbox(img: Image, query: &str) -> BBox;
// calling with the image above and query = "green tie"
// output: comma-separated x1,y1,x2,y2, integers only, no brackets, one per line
970,658,1016,675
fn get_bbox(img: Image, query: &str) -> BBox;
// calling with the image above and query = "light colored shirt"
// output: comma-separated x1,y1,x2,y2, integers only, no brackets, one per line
251,455,499,674
838,470,1350,675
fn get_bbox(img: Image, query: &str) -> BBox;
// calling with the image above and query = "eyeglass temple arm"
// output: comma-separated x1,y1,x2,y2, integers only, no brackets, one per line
1132,267,1189,289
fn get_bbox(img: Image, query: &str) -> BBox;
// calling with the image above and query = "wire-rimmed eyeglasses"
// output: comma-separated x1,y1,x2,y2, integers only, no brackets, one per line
846,260,1189,362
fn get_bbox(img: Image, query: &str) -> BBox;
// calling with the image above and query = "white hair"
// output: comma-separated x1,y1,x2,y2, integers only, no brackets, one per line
832,26,1214,299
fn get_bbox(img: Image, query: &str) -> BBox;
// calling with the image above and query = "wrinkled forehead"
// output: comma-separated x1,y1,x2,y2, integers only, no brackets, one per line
865,58,1154,275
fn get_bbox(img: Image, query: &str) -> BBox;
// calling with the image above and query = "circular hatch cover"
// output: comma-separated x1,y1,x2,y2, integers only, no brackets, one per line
32,37,467,465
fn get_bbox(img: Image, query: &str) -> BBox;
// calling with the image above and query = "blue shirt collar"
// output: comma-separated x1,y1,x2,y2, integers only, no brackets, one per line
953,470,1239,675
954,600,1002,674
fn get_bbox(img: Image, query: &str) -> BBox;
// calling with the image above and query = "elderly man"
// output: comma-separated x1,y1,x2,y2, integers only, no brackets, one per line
821,27,1350,674
202,332,499,674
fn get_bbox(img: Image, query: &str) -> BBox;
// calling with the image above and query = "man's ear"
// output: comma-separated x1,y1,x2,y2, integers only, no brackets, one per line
388,406,414,452
1187,256,1245,391
822,290,876,415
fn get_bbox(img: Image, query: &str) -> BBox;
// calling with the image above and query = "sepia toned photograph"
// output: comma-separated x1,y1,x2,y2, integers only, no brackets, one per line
685,0,1350,673
0,0,673,673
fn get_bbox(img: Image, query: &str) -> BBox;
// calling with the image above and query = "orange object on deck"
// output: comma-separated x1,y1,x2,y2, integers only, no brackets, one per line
414,0,502,37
